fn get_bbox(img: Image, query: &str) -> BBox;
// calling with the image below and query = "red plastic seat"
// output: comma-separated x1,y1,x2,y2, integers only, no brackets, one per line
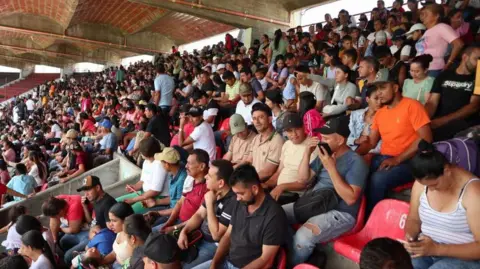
293,264,320,269
392,182,414,193
292,196,366,239
277,248,287,269
333,199,410,263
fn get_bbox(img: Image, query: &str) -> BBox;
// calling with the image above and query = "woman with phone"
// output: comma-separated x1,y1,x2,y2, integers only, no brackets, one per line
403,141,480,268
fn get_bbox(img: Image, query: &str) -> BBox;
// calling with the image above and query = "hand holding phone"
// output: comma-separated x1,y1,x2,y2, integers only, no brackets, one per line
318,142,333,156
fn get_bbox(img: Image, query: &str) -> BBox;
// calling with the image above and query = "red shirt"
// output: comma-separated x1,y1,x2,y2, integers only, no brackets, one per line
82,119,96,134
56,195,85,224
179,181,208,222
0,183,7,195
75,152,86,168
170,123,195,146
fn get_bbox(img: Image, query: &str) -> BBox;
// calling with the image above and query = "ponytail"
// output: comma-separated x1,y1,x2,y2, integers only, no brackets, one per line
274,29,282,50
21,230,56,266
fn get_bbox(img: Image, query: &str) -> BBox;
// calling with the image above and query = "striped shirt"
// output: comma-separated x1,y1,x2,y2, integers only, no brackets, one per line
419,178,478,244
200,190,237,242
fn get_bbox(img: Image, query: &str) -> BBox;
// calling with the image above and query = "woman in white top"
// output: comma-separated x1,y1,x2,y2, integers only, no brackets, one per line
121,137,168,214
404,141,480,268
19,230,55,269
101,202,135,267
28,151,47,186
323,65,358,116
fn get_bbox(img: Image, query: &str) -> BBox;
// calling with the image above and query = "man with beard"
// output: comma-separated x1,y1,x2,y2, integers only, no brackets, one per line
195,164,287,269
425,46,480,141
356,79,432,214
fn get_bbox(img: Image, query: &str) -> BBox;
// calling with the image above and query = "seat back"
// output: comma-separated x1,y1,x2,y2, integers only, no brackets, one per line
276,248,287,269
362,199,409,240
293,264,319,269
350,195,367,235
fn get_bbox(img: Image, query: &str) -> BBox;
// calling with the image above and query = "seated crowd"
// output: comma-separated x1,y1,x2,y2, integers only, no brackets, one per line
0,1,479,269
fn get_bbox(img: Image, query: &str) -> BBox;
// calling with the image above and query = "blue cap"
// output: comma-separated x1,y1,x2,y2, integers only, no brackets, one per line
100,119,112,129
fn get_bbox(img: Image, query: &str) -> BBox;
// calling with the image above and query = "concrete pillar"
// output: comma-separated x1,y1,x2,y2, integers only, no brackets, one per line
20,64,34,79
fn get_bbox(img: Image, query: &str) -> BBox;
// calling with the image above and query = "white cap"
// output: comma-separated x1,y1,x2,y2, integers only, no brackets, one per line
217,63,226,70
405,23,426,36
213,56,219,61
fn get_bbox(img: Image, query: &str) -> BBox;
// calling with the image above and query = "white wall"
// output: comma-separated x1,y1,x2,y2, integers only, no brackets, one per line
34,65,61,74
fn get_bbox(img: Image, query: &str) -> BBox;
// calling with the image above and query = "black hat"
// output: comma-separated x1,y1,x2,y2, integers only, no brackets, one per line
186,106,204,117
391,29,406,41
76,175,102,192
314,117,350,138
143,233,180,264
283,113,303,130
265,90,283,104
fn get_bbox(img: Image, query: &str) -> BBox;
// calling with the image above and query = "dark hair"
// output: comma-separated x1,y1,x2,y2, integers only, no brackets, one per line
191,149,210,168
42,196,67,217
139,137,161,158
274,29,283,50
0,255,29,269
29,151,46,181
251,102,272,117
229,164,260,187
298,91,316,119
21,230,56,267
361,56,380,72
410,140,448,180
325,48,340,66
285,53,295,60
411,54,433,70
373,45,392,59
366,84,379,98
109,202,134,221
422,3,444,23
402,11,413,21
146,103,157,113
15,215,43,235
8,205,26,224
156,65,166,74
343,48,358,63
0,159,7,171
15,163,27,175
342,35,353,42
360,237,413,269
124,214,151,242
273,55,285,73
240,68,252,76
336,64,351,77
211,159,234,186
222,70,235,80
448,8,462,20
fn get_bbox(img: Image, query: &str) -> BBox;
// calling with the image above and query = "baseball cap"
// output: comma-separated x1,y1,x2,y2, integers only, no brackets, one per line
217,64,226,70
314,117,350,138
65,129,78,139
405,23,426,36
76,175,101,192
213,56,219,61
143,233,180,264
154,147,180,164
229,114,247,136
375,30,387,43
239,83,253,96
391,29,406,41
100,119,112,129
265,90,283,104
186,106,204,117
283,113,303,130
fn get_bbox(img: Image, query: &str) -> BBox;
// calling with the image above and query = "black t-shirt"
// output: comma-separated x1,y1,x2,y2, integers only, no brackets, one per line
93,193,117,228
206,99,221,129
201,79,215,93
146,115,171,146
431,70,476,119
214,83,226,98
200,190,236,242
228,194,288,268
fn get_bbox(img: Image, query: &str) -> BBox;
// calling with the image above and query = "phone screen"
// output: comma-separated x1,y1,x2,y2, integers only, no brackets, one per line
318,142,333,156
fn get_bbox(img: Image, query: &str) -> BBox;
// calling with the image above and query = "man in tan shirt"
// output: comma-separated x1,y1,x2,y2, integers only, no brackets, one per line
243,103,284,181
223,114,256,166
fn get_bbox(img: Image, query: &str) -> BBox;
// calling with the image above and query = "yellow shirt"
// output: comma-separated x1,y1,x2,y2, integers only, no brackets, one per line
225,80,240,100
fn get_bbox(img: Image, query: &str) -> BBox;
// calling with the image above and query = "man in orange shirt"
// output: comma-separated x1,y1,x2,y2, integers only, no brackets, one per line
356,79,432,214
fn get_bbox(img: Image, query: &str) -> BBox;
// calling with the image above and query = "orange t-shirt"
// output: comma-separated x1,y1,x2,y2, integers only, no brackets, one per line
371,97,430,157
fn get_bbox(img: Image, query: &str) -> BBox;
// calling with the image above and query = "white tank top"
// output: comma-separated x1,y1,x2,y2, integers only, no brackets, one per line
419,178,478,244
112,232,130,264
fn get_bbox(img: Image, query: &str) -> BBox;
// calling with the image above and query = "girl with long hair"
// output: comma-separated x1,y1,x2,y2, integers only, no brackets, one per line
298,91,325,139
19,230,56,269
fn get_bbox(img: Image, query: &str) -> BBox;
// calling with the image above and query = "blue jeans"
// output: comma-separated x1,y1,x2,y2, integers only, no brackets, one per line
183,240,218,269
412,256,480,269
282,203,355,265
192,259,239,269
366,154,413,214
60,230,89,265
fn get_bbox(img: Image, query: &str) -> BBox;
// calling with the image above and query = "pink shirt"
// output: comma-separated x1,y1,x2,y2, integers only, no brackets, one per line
421,23,459,70
303,109,325,140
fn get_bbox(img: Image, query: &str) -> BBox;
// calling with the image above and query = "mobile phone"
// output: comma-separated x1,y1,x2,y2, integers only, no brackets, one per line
318,142,333,156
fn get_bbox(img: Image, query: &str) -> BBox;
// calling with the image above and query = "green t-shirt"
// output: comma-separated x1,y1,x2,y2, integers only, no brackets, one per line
269,39,288,63
402,76,435,105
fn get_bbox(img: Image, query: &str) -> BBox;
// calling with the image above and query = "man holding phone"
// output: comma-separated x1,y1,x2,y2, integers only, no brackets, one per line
283,116,369,265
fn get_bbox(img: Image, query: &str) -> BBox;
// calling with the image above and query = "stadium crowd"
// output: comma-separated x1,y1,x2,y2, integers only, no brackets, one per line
0,0,479,269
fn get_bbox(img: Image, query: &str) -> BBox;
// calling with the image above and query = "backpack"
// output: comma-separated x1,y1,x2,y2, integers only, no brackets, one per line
434,137,479,176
